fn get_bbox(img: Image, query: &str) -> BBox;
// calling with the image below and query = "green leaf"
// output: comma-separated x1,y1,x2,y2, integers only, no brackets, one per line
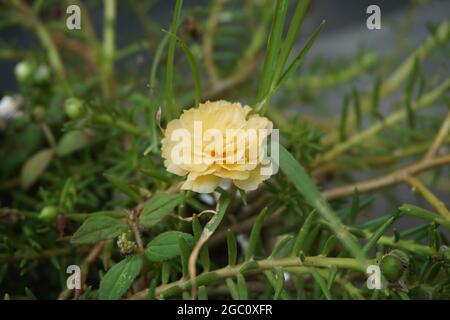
98,255,143,300
291,210,317,256
140,193,182,228
273,0,310,82
57,130,91,157
245,207,269,261
165,0,183,119
321,235,337,257
70,216,128,244
275,20,325,88
227,229,237,266
276,143,365,261
20,148,54,189
371,73,382,120
270,235,294,258
339,94,350,142
274,269,285,300
363,214,397,254
163,29,201,107
226,278,239,300
258,20,325,114
146,231,193,262
258,0,290,100
405,57,420,128
326,265,338,291
310,268,331,300
178,236,190,278
352,86,362,129
238,188,248,206
203,192,231,235
236,274,248,300
104,173,141,203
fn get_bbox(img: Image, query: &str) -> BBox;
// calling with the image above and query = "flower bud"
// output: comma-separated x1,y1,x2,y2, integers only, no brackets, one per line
64,97,85,120
380,250,409,282
38,206,59,222
32,105,46,121
15,61,35,83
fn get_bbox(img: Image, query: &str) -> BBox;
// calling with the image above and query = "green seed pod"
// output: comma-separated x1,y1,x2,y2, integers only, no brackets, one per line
64,97,85,120
32,105,46,121
38,206,59,222
14,60,35,83
380,250,409,282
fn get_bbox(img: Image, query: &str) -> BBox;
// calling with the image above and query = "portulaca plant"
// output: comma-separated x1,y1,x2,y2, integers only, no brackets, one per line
0,0,449,301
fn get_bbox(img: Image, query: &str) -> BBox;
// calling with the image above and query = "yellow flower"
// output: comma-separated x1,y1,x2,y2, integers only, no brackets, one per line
161,100,274,193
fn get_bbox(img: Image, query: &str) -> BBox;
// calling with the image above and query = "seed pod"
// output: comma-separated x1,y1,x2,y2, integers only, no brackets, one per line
380,250,409,282
38,206,59,223
15,60,35,83
32,106,46,121
64,97,85,120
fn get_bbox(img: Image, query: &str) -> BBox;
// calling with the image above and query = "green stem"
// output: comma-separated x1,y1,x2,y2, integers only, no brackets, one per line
165,0,183,120
102,0,117,98
399,204,450,230
129,255,368,299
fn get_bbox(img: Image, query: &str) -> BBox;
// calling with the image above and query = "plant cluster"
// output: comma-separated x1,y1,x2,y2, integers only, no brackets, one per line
0,0,449,300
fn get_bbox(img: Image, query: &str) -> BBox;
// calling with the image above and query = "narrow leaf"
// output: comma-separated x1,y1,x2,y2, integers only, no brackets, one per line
362,215,397,254
258,0,290,100
310,268,331,300
276,143,365,261
227,228,237,266
178,236,190,278
163,30,201,107
226,278,239,300
245,207,269,261
236,274,248,300
165,0,183,119
291,210,317,256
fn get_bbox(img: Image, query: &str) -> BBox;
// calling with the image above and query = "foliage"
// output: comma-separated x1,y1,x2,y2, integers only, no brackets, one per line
0,0,449,300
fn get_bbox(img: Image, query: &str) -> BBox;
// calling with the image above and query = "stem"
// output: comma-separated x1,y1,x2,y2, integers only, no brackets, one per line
322,155,450,201
128,255,368,299
403,175,450,221
399,204,450,230
425,110,450,159
102,0,116,98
